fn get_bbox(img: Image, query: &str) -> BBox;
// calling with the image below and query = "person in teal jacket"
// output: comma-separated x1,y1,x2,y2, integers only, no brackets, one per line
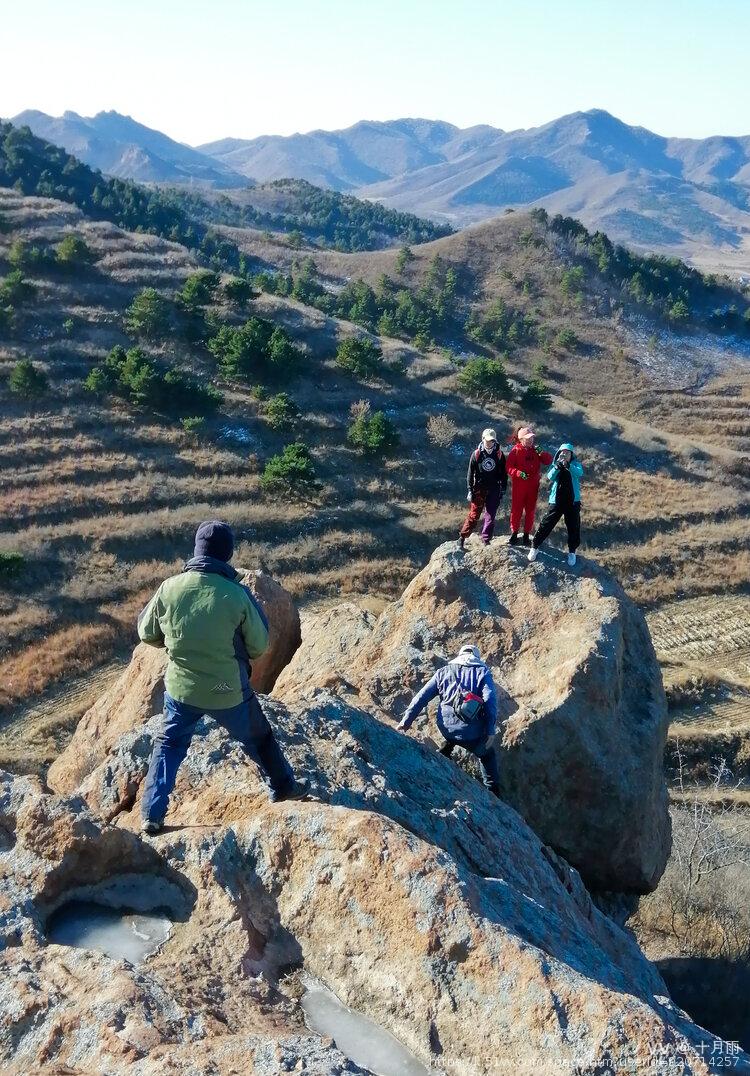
138,520,302,834
527,443,584,567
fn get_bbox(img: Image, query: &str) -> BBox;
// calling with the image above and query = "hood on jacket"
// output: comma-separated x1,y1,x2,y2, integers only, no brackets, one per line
183,555,238,581
555,442,575,458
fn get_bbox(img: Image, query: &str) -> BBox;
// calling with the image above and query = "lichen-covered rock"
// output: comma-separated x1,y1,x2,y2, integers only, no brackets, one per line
275,542,671,894
273,602,377,700
0,698,740,1075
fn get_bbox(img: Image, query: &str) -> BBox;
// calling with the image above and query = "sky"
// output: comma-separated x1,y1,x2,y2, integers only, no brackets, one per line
1,0,748,146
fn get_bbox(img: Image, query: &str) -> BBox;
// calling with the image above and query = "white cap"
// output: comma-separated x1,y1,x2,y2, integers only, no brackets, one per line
458,644,481,660
482,428,497,442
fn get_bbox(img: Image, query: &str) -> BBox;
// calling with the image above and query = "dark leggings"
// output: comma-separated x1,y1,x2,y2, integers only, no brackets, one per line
440,737,500,793
533,502,581,552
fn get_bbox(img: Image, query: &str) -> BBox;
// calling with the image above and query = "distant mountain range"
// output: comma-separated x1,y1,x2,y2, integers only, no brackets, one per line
10,108,750,273
9,109,247,188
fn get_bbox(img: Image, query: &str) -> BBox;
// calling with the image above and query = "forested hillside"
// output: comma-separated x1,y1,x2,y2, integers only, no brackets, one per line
186,179,453,250
0,123,450,261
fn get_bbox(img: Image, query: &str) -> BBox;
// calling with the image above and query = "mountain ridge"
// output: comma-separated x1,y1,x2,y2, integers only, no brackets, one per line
8,107,750,273
9,108,248,188
200,108,750,273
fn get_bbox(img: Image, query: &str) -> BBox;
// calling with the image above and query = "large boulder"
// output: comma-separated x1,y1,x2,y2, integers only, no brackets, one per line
47,567,300,799
0,776,365,1076
0,696,739,1075
238,568,301,692
273,601,377,699
274,542,670,894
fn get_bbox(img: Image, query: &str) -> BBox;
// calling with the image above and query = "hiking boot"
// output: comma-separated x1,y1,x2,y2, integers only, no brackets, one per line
567,552,577,566
522,533,532,546
458,535,465,549
527,547,538,562
271,780,310,803
508,533,519,546
142,818,163,836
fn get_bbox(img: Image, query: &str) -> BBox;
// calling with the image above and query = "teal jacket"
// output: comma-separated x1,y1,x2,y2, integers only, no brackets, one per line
137,557,269,710
547,443,583,504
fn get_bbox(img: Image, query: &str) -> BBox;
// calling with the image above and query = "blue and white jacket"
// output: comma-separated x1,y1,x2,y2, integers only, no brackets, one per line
401,653,498,744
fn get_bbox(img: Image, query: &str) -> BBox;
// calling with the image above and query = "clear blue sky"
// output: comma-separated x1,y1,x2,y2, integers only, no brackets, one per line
2,0,748,145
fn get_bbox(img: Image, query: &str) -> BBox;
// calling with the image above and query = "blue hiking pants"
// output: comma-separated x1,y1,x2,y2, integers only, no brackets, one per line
141,692,295,823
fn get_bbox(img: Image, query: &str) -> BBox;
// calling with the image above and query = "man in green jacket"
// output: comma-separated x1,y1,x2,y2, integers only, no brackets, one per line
138,520,302,834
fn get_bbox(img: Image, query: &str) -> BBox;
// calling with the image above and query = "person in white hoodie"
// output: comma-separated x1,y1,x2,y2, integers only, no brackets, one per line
396,645,500,796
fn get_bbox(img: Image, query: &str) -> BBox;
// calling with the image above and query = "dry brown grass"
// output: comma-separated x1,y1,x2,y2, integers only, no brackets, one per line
426,413,459,448
0,621,120,710
1,187,749,768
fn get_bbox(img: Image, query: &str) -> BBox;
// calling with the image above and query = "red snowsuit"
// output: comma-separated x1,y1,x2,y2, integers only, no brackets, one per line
506,442,553,535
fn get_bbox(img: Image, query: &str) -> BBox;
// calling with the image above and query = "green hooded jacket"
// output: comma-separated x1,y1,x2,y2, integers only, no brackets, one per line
137,560,269,710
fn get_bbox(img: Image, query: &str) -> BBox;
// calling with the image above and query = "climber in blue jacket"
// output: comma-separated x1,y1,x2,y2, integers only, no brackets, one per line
396,645,500,796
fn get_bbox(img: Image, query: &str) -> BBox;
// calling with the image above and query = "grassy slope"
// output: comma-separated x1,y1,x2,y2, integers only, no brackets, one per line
1,187,749,776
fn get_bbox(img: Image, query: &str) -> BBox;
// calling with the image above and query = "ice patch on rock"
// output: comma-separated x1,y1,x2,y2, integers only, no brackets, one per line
301,978,432,1076
47,900,171,964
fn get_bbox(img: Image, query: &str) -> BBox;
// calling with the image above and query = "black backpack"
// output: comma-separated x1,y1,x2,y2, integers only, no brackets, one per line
448,668,485,723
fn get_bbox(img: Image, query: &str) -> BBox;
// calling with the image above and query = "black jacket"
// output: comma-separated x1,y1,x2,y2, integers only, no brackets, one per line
467,444,508,494
552,457,576,507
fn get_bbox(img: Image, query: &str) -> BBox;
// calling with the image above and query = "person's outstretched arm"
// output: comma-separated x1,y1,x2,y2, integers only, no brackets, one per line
398,674,439,730
240,592,270,659
137,586,166,648
537,447,554,465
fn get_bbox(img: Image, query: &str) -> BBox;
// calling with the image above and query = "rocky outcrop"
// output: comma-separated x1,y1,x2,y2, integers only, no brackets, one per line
47,642,166,797
53,545,670,892
47,567,300,799
273,601,377,699
4,542,731,1073
0,777,364,1075
0,699,737,1075
274,542,671,893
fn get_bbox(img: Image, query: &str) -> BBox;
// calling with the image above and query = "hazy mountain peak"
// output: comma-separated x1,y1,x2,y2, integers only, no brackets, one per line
9,108,247,188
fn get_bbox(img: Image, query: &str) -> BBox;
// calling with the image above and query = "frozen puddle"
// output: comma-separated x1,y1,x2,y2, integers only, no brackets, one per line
301,979,430,1076
47,900,172,964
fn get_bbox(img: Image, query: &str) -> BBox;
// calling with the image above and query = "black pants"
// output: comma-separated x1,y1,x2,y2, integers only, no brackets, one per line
533,502,581,552
440,737,500,793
